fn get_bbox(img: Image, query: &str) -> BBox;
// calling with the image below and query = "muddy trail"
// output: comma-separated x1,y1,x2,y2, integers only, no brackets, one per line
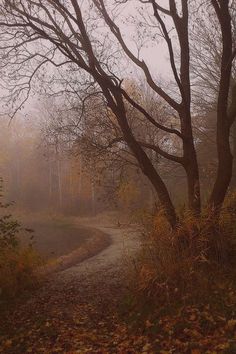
0,222,149,354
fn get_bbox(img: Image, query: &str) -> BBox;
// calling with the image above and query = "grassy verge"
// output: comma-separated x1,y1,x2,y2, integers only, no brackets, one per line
0,180,43,307
122,193,236,353
0,246,42,302
40,228,111,274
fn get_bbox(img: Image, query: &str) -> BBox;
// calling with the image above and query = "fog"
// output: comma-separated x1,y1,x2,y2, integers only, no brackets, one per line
0,1,236,352
0,115,102,215
0,112,155,217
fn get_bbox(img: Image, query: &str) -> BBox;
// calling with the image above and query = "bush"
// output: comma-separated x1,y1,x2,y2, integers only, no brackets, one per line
0,246,41,299
121,197,236,353
0,178,22,248
132,194,236,307
0,178,42,300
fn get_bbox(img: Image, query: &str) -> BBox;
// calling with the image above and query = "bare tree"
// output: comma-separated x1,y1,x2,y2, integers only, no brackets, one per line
0,0,235,227
190,4,236,189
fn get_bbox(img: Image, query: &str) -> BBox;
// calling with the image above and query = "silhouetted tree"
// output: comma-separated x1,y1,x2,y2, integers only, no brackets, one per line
0,1,235,226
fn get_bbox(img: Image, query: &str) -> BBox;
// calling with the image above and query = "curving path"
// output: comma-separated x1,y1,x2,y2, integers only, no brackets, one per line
59,224,140,280
0,222,153,354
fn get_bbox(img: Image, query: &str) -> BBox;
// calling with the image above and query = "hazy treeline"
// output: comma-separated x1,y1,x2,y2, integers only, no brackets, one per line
0,1,235,222
0,112,155,215
1,102,235,217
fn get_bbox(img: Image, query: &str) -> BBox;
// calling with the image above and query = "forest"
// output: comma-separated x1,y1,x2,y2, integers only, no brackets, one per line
0,0,236,353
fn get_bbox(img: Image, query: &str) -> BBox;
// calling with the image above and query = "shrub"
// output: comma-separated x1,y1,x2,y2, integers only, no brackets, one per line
0,178,42,301
132,194,236,307
0,246,42,299
0,177,22,248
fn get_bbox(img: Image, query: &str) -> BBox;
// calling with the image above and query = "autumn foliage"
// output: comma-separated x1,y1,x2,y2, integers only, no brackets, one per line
0,180,41,300
134,196,236,304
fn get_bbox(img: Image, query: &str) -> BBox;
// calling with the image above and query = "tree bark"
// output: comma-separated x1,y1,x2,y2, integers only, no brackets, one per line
109,91,178,228
209,1,233,213
181,110,201,215
172,4,201,216
210,126,233,210
232,121,236,188
126,134,178,228
185,152,201,214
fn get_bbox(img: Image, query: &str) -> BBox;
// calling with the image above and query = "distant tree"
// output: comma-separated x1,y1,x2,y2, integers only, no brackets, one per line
0,1,235,227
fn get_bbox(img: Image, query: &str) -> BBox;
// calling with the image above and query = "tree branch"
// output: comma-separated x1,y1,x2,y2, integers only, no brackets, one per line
121,87,184,139
92,0,181,111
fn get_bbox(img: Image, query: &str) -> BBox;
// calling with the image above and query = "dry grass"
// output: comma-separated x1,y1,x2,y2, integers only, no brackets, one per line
0,245,42,300
131,195,236,307
39,228,111,274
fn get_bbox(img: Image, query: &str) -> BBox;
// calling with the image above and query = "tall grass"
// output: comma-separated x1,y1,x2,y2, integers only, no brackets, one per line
0,245,42,300
132,194,236,307
0,179,42,302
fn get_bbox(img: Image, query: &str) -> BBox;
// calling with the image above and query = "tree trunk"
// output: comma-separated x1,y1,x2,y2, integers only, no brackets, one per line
91,179,96,216
112,93,178,228
232,121,236,188
229,82,236,188
57,157,62,209
48,158,52,205
210,125,233,211
79,154,83,199
55,141,62,209
209,1,233,214
128,136,177,227
181,109,201,215
184,143,201,215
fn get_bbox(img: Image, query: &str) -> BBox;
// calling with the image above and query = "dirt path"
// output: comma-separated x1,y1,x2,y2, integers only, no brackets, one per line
59,224,140,279
0,223,154,354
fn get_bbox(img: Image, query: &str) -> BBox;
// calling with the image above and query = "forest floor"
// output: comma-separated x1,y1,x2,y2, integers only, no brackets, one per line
1,217,236,353
0,220,150,354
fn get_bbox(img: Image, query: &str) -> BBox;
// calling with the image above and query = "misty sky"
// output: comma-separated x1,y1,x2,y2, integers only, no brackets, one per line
0,0,173,117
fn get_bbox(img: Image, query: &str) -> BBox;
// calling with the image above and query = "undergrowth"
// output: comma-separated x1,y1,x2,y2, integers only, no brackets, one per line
0,246,42,300
130,194,236,305
122,192,236,352
0,178,42,302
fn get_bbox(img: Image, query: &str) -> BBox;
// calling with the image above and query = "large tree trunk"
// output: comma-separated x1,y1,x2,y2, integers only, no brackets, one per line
210,125,233,211
230,83,236,188
209,1,233,214
173,5,201,216
181,109,201,215
57,154,62,209
111,93,178,228
126,135,178,228
232,121,236,188
184,141,201,215
48,157,53,205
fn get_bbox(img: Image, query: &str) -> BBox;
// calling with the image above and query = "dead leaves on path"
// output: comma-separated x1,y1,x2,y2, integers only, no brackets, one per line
126,304,236,354
0,296,154,354
1,301,236,353
1,278,236,353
